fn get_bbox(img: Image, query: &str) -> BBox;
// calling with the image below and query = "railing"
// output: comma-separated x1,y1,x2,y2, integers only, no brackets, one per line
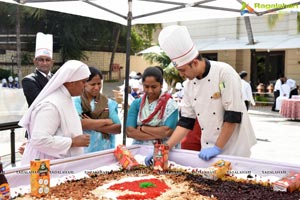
0,121,21,166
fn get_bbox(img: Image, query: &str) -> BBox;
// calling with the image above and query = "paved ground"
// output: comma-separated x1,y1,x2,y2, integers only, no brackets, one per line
1,80,300,169
102,80,124,99
248,109,300,165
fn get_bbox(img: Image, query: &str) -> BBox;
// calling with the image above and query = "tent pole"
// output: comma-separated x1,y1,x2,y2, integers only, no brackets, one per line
122,0,132,145
244,16,255,45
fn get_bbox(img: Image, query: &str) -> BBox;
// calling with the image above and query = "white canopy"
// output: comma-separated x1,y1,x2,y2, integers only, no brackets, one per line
1,0,299,25
135,45,163,55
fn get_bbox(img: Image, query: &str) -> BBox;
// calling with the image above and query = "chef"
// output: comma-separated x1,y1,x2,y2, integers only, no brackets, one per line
147,25,256,162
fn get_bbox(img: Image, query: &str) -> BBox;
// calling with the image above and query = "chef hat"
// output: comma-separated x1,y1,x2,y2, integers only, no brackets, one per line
175,82,182,90
159,25,198,68
35,32,53,59
286,79,296,88
8,76,13,82
129,71,137,78
239,71,248,79
131,79,140,89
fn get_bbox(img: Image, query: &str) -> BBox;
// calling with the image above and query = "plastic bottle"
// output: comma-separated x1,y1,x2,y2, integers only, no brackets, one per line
0,158,10,200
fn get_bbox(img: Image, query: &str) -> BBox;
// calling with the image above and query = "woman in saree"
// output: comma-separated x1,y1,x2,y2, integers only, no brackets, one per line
126,66,179,145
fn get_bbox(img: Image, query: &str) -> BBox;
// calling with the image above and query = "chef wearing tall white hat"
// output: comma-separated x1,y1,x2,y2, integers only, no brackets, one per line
146,25,256,164
22,32,54,106
172,82,183,99
19,33,55,154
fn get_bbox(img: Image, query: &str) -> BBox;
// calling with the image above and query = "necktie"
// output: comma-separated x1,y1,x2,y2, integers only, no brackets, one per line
46,75,51,80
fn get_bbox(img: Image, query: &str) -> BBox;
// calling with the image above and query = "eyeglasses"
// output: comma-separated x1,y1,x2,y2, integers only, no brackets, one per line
36,58,52,62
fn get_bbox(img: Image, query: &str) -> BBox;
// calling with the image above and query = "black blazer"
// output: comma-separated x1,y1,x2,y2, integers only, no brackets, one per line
22,70,51,106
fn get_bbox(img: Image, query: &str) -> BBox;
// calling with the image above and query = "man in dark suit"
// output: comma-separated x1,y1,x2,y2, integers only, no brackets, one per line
22,32,54,106
22,62,53,106
19,33,53,153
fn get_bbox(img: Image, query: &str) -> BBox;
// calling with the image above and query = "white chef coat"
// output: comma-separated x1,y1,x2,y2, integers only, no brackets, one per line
286,79,297,91
180,60,256,157
274,79,282,92
275,83,291,111
21,86,84,165
241,79,255,106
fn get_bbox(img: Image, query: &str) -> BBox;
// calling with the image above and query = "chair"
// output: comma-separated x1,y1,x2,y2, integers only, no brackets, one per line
275,84,291,111
112,90,122,99
115,97,123,104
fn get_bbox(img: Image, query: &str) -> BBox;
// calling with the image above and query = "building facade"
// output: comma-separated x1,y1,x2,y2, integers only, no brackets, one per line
162,12,300,90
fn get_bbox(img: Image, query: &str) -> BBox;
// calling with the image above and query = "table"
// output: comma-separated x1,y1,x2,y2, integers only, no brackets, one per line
280,99,300,119
5,145,300,188
292,95,300,99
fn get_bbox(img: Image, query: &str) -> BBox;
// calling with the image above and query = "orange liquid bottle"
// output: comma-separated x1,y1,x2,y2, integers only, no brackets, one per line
0,159,10,200
30,159,50,197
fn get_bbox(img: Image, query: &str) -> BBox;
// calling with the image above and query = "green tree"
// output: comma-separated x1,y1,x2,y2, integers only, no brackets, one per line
106,23,160,79
267,14,282,30
0,2,162,83
267,12,300,32
0,3,24,82
297,12,300,32
131,24,161,53
20,7,160,60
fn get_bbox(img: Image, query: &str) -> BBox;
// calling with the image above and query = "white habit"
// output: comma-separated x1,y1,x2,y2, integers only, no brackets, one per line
19,60,90,165
21,87,83,164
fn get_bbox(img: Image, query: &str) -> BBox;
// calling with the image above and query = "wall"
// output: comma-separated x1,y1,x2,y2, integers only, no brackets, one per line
164,13,299,41
162,13,300,85
285,49,300,82
236,50,251,80
83,51,153,79
0,50,154,80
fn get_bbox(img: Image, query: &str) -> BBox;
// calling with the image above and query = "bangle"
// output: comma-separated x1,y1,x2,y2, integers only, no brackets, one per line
140,125,144,132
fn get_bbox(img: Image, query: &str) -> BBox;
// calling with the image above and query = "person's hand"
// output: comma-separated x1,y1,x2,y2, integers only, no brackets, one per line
144,154,153,166
71,134,90,147
198,146,222,161
104,119,113,125
18,141,27,155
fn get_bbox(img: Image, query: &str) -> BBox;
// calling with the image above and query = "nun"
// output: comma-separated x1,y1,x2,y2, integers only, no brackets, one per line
19,60,91,165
